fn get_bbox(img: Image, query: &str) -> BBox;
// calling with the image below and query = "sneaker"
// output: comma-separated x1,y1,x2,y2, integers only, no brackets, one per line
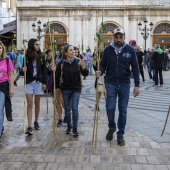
25,127,33,135
65,126,72,134
14,81,17,86
153,84,158,87
117,136,125,146
72,128,79,137
160,85,163,87
34,122,40,130
106,128,116,141
1,126,4,137
57,120,62,127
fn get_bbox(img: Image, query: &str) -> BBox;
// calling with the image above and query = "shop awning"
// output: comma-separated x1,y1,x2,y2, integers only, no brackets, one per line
0,20,16,35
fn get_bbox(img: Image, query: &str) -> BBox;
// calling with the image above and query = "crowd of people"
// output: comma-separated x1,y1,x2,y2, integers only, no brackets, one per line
0,27,170,146
135,45,170,87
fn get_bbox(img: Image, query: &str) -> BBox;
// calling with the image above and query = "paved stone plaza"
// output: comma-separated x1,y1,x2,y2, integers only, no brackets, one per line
0,70,170,170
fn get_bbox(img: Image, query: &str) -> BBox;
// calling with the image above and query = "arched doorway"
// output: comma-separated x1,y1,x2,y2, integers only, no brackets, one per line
153,23,170,50
44,23,67,51
99,23,118,48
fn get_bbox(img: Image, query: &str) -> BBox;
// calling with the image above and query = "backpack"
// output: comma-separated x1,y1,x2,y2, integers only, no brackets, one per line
6,57,9,72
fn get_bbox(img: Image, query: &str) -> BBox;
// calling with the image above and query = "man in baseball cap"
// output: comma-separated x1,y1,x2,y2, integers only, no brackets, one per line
113,28,125,35
95,26,140,146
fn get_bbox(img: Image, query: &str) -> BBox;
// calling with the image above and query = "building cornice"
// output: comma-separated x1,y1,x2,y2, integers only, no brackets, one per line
17,5,170,10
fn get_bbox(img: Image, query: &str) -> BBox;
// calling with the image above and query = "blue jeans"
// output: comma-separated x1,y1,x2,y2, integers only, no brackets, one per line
88,62,93,75
62,90,80,129
106,83,130,136
0,91,5,136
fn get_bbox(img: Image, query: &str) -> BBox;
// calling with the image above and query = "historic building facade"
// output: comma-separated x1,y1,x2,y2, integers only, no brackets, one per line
16,0,170,52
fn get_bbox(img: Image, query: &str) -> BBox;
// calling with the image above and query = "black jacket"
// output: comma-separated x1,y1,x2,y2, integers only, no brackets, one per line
151,51,164,68
56,58,89,92
0,81,13,121
25,58,47,84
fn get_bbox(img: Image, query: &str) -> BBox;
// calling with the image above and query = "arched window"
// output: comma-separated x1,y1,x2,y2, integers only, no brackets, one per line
99,23,118,34
46,23,66,34
153,23,170,34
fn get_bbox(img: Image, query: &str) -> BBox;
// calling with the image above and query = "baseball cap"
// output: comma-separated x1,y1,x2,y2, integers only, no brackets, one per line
113,28,125,35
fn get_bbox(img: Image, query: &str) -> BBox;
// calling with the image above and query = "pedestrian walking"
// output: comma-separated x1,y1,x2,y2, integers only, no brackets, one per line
22,38,47,135
45,49,52,94
152,44,164,87
56,45,89,137
0,41,14,145
14,48,25,86
136,46,145,82
55,43,68,127
148,47,155,82
96,28,140,146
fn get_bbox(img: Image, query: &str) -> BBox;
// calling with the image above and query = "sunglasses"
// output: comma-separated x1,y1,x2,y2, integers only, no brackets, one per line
34,44,41,46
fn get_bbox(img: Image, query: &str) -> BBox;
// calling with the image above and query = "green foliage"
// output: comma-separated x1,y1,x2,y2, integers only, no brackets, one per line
101,22,106,32
96,32,103,42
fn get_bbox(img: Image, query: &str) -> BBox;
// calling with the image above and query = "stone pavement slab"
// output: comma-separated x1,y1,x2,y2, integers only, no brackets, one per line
0,72,170,169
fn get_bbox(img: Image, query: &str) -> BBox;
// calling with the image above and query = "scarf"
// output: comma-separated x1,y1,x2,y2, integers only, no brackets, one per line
110,41,126,55
0,55,8,61
155,48,163,54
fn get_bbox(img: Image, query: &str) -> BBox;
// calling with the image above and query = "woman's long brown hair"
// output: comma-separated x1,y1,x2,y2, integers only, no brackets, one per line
0,41,7,58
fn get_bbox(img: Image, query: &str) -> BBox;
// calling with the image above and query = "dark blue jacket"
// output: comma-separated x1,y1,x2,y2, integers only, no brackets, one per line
100,44,140,87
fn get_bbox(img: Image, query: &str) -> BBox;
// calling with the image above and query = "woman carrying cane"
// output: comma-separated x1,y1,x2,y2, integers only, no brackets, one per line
23,38,47,135
56,45,88,137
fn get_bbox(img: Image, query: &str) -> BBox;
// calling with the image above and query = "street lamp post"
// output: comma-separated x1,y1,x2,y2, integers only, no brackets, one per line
138,19,153,53
32,20,47,40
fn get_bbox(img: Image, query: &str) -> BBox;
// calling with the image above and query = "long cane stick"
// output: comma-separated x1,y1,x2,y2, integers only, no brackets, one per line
92,49,100,148
161,105,170,136
51,33,57,134
23,35,27,133
46,89,48,114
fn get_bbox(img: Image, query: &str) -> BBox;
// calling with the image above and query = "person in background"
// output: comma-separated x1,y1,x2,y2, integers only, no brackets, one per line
148,47,155,82
82,51,90,80
74,47,81,59
163,49,169,71
86,49,93,75
14,48,25,86
152,44,164,87
7,51,15,67
136,46,145,82
56,45,89,137
144,48,151,69
45,49,52,94
22,38,47,135
55,43,68,127
0,41,14,145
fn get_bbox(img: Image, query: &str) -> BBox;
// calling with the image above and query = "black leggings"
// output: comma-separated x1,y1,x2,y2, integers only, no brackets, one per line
139,65,145,81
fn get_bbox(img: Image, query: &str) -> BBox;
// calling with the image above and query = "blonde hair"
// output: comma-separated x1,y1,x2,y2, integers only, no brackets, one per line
136,45,141,51
0,41,7,58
